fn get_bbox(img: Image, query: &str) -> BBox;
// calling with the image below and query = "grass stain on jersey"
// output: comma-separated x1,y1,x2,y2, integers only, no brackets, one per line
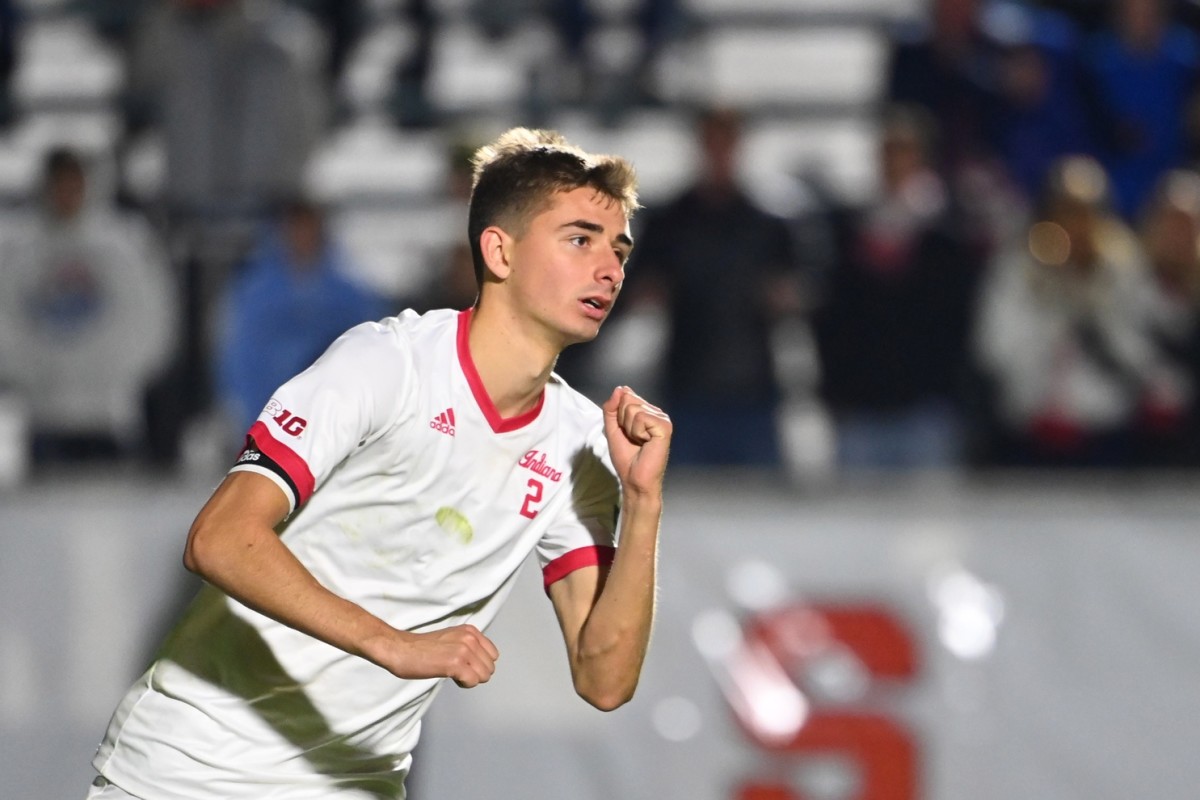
435,506,473,544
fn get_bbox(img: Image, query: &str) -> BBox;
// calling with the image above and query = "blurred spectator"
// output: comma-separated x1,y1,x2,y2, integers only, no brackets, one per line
214,197,390,437
973,155,1175,467
988,3,1097,202
621,107,803,468
0,148,175,464
121,0,327,463
415,136,484,312
884,0,998,181
545,0,684,118
419,240,479,313
475,0,685,123
284,0,367,98
387,0,438,129
813,105,983,471
1080,0,1200,220
1031,0,1109,32
124,0,325,219
1133,168,1200,464
0,0,17,130
69,0,150,53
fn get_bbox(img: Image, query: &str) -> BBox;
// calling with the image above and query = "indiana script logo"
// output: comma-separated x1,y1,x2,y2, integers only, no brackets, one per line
519,449,562,482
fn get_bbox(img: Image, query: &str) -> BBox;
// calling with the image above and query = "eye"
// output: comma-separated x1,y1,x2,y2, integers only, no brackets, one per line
569,234,589,247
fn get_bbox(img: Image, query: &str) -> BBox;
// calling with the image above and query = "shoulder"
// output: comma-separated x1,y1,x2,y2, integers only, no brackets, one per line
552,385,619,505
330,308,453,358
313,309,442,387
547,374,610,455
285,310,458,427
548,371,603,420
356,307,464,371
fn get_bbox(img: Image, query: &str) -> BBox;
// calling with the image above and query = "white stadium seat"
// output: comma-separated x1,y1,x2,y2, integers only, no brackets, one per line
12,17,124,110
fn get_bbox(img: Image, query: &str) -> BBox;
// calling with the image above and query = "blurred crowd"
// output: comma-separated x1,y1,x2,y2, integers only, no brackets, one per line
3,0,1200,483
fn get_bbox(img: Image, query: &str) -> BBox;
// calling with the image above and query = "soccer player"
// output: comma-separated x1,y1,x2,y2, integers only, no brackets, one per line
85,128,671,800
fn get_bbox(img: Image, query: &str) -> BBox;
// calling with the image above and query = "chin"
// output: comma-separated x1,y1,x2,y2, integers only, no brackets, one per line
562,322,603,347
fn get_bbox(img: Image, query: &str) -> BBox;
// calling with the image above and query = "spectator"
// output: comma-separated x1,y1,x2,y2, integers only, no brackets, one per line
121,0,327,463
1080,0,1200,220
0,0,17,130
987,3,1096,203
884,0,998,182
283,0,367,99
0,148,175,464
973,155,1171,467
124,0,325,219
813,105,983,471
545,0,684,118
620,107,803,468
474,0,685,123
387,0,439,129
413,135,486,313
214,197,391,438
69,0,150,54
1132,168,1200,464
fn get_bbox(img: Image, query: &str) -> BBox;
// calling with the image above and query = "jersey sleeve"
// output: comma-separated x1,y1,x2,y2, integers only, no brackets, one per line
536,426,621,591
229,320,413,513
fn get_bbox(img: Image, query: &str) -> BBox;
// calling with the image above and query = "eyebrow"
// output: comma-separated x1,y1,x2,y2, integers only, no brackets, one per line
561,219,634,249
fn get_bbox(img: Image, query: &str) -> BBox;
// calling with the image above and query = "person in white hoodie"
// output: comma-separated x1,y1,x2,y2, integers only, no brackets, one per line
0,147,175,462
973,154,1174,466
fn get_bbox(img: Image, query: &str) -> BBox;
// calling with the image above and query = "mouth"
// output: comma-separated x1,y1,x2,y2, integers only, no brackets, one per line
580,295,611,319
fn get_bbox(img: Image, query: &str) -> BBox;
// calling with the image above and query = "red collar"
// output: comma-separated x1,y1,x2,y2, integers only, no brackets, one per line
456,308,545,433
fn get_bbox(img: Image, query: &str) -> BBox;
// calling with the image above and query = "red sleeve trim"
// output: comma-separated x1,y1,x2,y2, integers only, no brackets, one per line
247,420,317,506
542,545,616,592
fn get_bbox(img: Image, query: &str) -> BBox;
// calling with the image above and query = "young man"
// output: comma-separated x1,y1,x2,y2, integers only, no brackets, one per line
86,128,671,800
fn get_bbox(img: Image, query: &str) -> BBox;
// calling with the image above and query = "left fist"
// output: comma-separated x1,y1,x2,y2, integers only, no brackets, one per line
602,386,672,496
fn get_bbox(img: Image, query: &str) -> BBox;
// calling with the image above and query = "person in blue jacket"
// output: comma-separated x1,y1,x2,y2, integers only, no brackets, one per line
215,197,391,435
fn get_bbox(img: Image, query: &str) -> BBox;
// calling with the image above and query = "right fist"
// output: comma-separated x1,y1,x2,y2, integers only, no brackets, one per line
388,624,500,688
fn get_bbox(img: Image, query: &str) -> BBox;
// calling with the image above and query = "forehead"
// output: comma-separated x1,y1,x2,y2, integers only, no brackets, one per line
534,186,630,233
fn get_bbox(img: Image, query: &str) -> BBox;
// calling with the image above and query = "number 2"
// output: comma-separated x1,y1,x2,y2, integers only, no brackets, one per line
519,478,544,519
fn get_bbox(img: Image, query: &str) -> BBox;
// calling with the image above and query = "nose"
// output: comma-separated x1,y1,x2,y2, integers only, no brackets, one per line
597,249,625,286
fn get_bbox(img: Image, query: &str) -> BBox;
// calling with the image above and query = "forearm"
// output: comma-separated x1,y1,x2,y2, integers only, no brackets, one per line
183,471,499,686
571,493,661,708
185,513,400,668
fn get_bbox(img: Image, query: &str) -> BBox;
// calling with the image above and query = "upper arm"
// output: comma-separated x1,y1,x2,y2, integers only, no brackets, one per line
184,469,292,571
539,422,620,660
547,563,609,660
236,320,411,511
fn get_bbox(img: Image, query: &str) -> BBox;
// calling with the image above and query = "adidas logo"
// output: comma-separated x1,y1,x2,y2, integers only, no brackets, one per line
429,408,456,437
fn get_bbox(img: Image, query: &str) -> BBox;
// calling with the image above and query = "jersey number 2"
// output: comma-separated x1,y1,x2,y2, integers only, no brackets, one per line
519,478,544,519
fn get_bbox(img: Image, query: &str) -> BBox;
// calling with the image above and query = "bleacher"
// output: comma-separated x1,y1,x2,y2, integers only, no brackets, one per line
0,0,925,298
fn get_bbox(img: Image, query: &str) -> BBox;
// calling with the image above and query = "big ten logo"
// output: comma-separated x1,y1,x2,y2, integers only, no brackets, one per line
264,398,308,437
707,603,920,800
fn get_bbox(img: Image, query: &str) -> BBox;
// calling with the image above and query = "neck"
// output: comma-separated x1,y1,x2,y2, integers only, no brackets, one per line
466,301,560,418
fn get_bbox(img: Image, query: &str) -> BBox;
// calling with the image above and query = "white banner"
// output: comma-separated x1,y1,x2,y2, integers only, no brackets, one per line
4,475,1200,799
416,476,1200,800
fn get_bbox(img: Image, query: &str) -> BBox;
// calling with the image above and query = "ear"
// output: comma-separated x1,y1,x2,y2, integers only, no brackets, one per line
479,226,513,281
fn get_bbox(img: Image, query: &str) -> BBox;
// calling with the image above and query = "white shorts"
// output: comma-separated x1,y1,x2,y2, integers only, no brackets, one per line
86,776,142,800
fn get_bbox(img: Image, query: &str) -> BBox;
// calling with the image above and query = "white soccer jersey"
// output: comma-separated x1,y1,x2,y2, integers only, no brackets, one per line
93,308,621,800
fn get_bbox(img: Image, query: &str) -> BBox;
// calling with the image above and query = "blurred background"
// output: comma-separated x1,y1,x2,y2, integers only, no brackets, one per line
3,0,1200,797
